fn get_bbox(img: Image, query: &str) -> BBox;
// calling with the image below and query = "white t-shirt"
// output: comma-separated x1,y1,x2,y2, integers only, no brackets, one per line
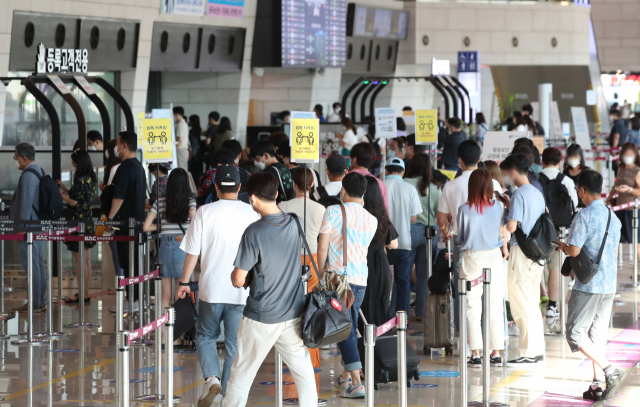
279,198,326,254
107,164,120,185
313,180,342,201
180,200,260,304
437,170,503,235
342,129,358,150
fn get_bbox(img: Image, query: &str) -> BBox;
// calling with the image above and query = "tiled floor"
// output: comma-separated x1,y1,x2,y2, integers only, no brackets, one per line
0,254,639,407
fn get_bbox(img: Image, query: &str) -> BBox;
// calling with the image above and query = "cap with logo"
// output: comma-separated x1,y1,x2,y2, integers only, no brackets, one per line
385,157,405,169
215,164,241,187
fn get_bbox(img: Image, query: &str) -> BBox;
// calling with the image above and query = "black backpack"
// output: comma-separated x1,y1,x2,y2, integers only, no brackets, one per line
316,186,341,208
514,212,559,265
24,168,64,221
428,249,453,296
538,173,573,227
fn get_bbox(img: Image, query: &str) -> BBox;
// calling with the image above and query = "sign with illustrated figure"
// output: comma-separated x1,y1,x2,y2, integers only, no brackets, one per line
143,118,174,163
290,111,319,163
415,109,438,145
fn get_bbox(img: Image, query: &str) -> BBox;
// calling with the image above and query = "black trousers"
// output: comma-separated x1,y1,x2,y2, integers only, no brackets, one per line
116,240,140,303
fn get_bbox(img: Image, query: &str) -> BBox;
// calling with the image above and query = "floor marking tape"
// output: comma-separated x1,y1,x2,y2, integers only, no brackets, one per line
0,358,115,401
174,379,205,395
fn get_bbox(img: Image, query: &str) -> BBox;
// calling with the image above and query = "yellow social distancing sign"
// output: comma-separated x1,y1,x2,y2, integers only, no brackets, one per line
142,118,174,163
415,109,438,145
291,118,319,163
440,170,457,181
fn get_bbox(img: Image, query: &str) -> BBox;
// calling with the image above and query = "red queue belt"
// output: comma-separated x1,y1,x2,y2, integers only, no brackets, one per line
128,312,169,345
119,269,159,287
469,274,485,288
610,201,638,212
376,316,399,337
34,235,135,242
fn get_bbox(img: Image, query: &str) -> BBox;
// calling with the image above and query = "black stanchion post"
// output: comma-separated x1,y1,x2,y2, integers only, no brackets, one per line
138,231,145,327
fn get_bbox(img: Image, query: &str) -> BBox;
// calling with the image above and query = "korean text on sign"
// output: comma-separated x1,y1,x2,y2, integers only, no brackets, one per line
415,109,438,145
142,118,175,163
291,118,319,163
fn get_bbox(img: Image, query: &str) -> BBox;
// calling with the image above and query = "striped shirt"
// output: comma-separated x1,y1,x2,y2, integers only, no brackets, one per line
151,197,196,236
319,202,378,286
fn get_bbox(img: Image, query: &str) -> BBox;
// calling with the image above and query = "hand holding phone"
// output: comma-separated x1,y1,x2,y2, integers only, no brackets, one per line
550,241,560,248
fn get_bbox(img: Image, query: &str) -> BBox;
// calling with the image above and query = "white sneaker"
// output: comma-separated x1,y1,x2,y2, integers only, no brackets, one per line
334,375,352,391
546,305,559,318
198,376,222,407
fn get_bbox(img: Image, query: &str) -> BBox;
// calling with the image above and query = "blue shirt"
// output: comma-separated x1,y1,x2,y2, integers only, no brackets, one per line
455,201,504,251
507,184,546,246
568,200,621,294
628,128,640,147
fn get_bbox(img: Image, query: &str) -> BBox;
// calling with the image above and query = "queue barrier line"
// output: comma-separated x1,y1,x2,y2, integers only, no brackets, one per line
35,235,135,242
586,155,619,161
0,234,25,241
127,312,169,345
119,269,159,287
469,274,485,288
376,316,399,337
611,202,637,212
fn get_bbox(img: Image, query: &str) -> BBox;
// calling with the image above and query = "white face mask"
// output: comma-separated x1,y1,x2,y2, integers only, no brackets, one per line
105,150,110,160
13,159,20,170
88,146,97,151
567,158,580,168
334,108,341,114
503,175,515,187
623,155,636,166
113,145,119,157
254,160,266,171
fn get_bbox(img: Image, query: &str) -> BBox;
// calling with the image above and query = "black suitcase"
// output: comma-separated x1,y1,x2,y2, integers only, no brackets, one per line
357,312,420,389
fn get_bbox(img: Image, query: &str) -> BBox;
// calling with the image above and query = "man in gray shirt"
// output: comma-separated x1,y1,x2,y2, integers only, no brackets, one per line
11,143,47,312
224,172,316,407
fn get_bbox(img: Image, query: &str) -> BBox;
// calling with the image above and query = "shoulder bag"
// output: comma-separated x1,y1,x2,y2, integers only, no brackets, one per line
315,204,355,309
273,166,289,201
291,214,352,349
561,208,611,284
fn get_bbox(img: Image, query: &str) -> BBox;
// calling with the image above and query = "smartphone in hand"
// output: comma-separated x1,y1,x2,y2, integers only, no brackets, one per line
494,191,506,203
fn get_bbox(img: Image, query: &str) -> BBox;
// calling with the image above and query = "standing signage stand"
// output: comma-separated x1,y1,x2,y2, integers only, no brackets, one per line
374,107,397,181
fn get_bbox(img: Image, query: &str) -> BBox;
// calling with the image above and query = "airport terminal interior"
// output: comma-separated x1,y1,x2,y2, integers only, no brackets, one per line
1,0,640,406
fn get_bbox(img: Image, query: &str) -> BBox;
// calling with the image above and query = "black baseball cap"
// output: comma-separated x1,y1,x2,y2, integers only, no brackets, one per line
326,154,348,175
215,164,240,187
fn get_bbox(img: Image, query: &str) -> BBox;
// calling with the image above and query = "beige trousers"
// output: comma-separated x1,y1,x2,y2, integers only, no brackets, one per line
507,245,545,358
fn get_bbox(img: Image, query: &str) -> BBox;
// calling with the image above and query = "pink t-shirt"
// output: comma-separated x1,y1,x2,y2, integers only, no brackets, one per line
349,168,389,213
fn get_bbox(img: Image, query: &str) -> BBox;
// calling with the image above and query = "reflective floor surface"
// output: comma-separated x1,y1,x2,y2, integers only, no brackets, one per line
0,253,639,407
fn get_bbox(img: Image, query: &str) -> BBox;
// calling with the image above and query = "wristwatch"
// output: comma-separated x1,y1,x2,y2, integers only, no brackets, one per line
178,281,190,287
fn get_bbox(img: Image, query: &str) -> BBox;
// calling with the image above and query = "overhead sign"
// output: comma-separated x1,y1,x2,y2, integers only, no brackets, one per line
142,118,174,163
457,51,479,73
375,108,397,138
481,131,530,162
162,0,206,15
74,76,96,95
415,109,438,145
431,57,450,75
571,107,591,148
207,0,244,17
550,101,562,139
36,43,88,75
47,75,71,95
290,111,319,163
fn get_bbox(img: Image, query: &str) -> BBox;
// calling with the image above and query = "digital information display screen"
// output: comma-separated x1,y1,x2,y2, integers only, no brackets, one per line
281,0,347,67
352,5,407,40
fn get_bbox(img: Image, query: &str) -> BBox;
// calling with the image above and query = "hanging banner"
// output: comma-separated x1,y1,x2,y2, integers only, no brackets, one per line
375,108,397,138
142,118,174,163
415,109,438,145
290,111,319,163
481,131,530,162
571,107,591,148
207,0,244,17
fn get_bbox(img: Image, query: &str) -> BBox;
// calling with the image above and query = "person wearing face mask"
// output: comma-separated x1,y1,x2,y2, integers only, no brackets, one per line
105,131,148,312
250,140,294,203
607,143,640,252
388,137,405,160
226,172,318,407
327,102,343,123
87,130,103,151
499,153,546,366
146,163,170,209
99,139,123,280
336,117,358,157
174,106,190,171
10,143,48,313
57,150,99,304
563,144,590,208
609,109,628,174
441,117,467,172
317,172,378,398
349,143,389,212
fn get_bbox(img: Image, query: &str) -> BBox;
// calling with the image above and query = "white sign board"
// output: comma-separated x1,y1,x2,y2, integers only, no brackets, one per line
375,108,397,138
74,76,96,95
36,43,88,74
431,57,450,75
586,90,596,106
481,131,531,162
571,107,591,149
550,101,562,139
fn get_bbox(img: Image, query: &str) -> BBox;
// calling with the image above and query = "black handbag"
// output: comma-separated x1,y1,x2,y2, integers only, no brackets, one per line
173,284,199,341
291,214,352,349
561,209,611,285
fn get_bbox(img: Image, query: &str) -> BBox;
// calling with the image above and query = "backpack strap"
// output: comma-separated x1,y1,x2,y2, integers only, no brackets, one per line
291,213,325,290
317,186,329,199
595,209,612,265
273,166,289,201
23,167,44,180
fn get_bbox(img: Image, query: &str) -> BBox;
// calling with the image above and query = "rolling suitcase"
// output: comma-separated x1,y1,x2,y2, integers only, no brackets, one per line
357,312,421,389
423,292,454,355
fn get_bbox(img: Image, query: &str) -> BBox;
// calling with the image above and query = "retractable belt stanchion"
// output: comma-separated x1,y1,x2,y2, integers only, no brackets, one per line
275,351,283,407
57,241,63,301
65,223,99,329
165,306,175,407
12,232,48,345
426,226,434,279
128,218,135,317
364,324,376,407
559,227,566,336
459,278,468,407
138,231,145,327
0,202,11,294
397,311,408,407
468,270,509,407
35,227,67,339
119,331,130,406
116,274,124,404
608,155,614,191
634,200,638,288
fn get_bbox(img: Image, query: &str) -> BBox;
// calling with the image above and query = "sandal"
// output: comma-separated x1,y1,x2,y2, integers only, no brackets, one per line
64,293,91,304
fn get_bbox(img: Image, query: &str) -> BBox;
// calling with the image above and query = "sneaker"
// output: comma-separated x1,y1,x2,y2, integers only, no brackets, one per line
341,383,365,399
505,356,539,367
546,305,559,318
535,354,545,364
33,305,46,313
467,356,482,368
603,368,627,399
13,303,29,312
583,384,603,401
334,375,351,391
490,355,503,367
198,376,222,407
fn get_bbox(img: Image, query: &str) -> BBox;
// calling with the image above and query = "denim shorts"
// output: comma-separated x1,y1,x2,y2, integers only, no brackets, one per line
158,236,186,279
